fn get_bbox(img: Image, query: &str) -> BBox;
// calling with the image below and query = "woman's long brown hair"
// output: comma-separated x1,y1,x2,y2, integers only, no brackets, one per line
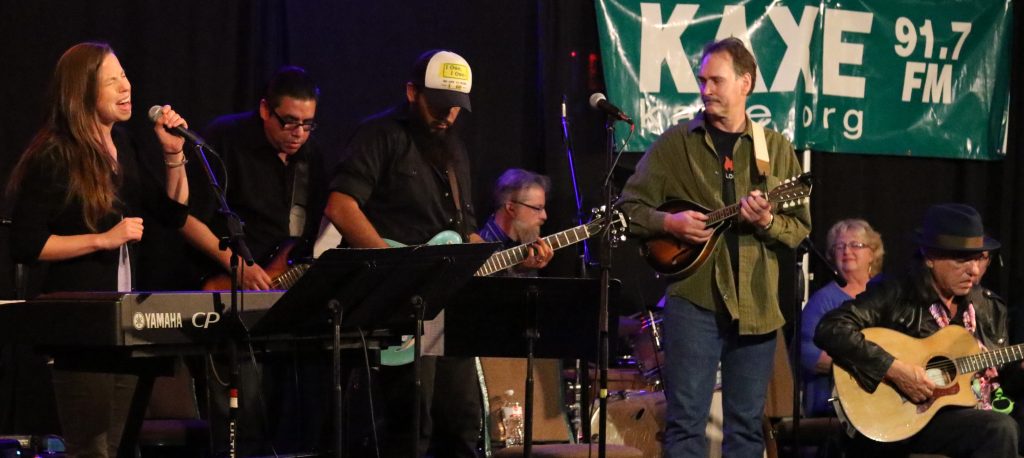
7,42,119,232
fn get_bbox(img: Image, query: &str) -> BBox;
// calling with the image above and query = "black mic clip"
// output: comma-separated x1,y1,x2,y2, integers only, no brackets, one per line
800,236,847,288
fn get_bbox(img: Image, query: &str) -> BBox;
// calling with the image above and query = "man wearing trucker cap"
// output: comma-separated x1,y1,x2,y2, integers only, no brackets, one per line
326,49,483,457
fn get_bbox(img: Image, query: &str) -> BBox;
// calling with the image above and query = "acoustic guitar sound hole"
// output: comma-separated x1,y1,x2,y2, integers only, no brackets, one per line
925,356,956,387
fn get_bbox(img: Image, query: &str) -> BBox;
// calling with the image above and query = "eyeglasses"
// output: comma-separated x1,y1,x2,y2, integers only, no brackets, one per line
270,109,318,132
511,201,546,213
832,241,869,251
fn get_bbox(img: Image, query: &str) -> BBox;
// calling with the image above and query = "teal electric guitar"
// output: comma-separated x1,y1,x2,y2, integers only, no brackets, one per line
379,207,628,366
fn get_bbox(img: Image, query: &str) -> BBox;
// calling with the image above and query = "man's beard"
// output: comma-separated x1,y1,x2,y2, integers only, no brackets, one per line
511,218,541,243
409,111,457,168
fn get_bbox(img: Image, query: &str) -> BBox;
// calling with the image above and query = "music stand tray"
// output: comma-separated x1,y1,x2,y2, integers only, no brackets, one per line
443,276,604,360
250,242,500,336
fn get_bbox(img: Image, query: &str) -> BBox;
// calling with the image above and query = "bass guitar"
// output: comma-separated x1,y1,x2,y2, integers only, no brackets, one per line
832,325,1023,442
201,238,311,291
641,173,812,277
379,207,628,366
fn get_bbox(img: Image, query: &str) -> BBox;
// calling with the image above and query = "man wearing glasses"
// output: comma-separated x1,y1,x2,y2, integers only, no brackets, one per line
815,203,1017,456
182,65,325,291
179,66,327,456
477,168,554,277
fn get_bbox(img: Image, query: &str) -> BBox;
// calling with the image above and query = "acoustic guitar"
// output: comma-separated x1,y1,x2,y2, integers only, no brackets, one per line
832,325,1023,442
379,207,628,366
641,173,812,277
201,238,311,291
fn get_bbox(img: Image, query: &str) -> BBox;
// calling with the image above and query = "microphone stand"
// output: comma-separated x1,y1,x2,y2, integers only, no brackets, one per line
189,142,255,458
560,96,591,444
791,236,844,455
561,95,590,274
595,116,628,458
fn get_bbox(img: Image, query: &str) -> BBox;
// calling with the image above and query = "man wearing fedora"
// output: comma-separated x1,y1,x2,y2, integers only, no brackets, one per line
815,203,1018,456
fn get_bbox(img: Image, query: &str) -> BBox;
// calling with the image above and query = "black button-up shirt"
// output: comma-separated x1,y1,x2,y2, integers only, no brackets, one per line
330,105,476,245
189,111,325,264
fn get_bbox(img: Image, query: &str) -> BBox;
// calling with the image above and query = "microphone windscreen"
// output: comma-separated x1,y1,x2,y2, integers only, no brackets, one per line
588,93,607,109
147,105,164,123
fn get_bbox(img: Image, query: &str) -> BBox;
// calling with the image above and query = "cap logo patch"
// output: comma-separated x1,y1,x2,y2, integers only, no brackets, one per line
441,63,469,81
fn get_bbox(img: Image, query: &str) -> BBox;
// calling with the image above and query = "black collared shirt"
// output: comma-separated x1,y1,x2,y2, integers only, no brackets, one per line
329,105,477,245
189,111,325,264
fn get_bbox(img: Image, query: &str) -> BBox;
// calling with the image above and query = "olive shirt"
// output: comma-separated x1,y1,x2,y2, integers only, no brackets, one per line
618,112,811,335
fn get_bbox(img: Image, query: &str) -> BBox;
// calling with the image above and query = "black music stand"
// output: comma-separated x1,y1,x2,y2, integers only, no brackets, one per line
250,243,499,458
444,277,606,457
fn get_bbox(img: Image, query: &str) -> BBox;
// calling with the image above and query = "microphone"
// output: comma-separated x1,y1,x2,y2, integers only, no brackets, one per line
589,93,633,124
148,105,207,146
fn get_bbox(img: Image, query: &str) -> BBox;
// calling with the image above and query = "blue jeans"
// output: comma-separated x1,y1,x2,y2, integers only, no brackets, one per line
661,296,777,458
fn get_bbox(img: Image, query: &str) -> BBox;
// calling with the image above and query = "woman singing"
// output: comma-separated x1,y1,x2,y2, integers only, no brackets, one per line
6,42,190,457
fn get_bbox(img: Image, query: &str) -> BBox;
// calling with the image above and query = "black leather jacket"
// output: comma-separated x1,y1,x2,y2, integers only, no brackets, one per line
814,263,1009,393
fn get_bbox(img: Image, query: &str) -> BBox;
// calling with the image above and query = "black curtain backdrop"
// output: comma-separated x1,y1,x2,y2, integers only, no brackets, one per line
0,0,1020,435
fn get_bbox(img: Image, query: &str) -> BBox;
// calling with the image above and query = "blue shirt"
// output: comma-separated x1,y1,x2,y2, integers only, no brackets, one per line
800,281,852,416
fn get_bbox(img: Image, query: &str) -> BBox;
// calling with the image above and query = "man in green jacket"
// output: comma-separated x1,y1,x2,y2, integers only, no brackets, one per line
618,37,810,457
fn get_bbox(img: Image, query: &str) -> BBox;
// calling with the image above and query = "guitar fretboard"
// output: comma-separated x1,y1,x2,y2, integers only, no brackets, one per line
704,184,803,226
273,264,310,290
955,343,1024,373
474,221,598,277
706,204,741,226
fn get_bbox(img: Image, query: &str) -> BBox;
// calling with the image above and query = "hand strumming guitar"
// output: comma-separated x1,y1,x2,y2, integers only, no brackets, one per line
885,358,935,403
663,210,713,244
237,263,273,290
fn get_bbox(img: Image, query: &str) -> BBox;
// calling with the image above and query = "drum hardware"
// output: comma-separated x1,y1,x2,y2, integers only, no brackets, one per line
629,310,665,390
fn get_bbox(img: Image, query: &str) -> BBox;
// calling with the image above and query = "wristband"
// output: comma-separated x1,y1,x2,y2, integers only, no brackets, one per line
165,156,188,168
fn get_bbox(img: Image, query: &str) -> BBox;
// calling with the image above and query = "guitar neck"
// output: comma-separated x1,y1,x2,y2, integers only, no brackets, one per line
706,203,741,226
955,342,1024,373
475,223,594,277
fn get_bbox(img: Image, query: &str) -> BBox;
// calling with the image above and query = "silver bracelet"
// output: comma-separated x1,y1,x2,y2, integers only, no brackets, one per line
164,156,188,168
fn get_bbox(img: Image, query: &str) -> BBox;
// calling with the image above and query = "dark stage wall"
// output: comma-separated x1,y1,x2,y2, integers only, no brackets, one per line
0,0,1021,359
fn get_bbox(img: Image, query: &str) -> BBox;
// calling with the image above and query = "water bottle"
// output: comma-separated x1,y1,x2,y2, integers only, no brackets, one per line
501,389,524,447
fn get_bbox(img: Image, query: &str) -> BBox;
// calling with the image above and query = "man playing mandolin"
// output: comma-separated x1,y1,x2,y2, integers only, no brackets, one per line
619,37,810,457
815,203,1017,456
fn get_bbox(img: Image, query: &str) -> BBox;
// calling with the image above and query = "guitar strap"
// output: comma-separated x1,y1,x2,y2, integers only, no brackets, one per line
289,157,310,237
750,120,770,178
445,164,468,240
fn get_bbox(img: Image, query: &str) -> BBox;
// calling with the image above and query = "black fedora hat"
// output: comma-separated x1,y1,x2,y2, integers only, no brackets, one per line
914,203,1000,252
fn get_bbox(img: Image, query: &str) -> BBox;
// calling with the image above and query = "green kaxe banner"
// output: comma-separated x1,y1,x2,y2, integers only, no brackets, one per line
595,0,1012,159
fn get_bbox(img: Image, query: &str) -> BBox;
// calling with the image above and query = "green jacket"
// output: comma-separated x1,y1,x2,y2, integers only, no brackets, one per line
619,113,811,335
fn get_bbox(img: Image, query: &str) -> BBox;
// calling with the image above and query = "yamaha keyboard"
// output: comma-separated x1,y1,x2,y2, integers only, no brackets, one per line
0,291,335,350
